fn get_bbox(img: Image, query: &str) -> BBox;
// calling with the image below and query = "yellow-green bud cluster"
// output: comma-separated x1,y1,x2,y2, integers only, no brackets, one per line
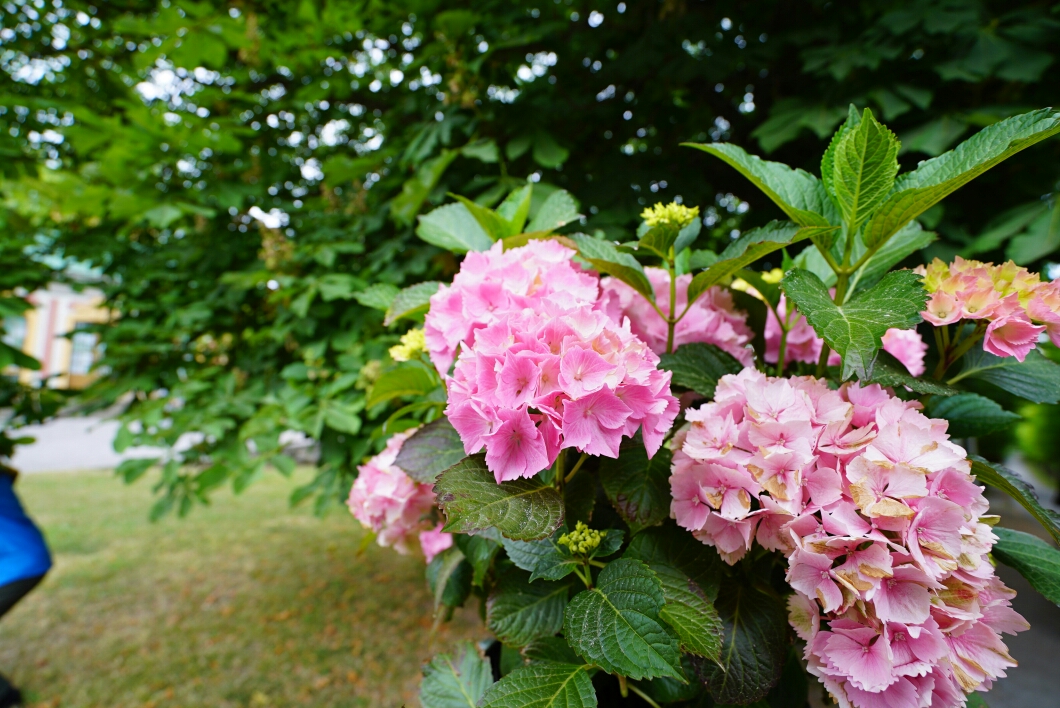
389,328,427,362
640,202,700,229
558,521,606,555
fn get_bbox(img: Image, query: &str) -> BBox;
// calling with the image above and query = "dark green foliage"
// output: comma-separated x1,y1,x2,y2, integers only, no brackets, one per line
599,438,673,534
696,579,790,705
659,343,744,399
4,0,1060,510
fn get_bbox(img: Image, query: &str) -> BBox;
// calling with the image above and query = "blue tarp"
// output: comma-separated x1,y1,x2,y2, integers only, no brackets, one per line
0,475,52,586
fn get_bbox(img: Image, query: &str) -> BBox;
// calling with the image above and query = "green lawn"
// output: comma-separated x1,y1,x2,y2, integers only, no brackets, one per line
0,471,482,708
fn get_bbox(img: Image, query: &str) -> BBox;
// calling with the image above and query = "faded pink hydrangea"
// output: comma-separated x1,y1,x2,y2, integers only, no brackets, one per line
764,294,927,375
599,267,754,364
671,370,1027,707
917,257,1058,362
423,240,599,375
347,428,449,560
445,300,678,484
418,523,454,564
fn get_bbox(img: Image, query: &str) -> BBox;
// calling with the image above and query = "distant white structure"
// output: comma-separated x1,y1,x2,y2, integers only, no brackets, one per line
3,283,107,389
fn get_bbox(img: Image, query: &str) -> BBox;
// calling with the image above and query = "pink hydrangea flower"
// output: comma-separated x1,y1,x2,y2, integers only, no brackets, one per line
418,523,454,564
983,314,1046,362
916,257,1060,359
879,328,928,377
347,428,448,560
671,371,1027,707
423,240,599,374
445,300,678,483
764,295,927,375
599,267,754,363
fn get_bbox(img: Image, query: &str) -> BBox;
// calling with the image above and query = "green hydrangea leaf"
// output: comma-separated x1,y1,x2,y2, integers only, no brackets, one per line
867,351,958,396
450,193,514,240
991,527,1060,606
420,641,494,708
427,546,473,612
527,189,581,232
497,185,533,234
455,533,501,588
563,468,597,526
479,661,597,708
625,522,725,662
416,202,495,253
685,221,839,309
970,456,1060,545
502,529,580,582
394,418,468,484
435,455,565,541
830,108,900,230
563,558,684,681
781,268,926,380
384,280,442,325
658,342,745,399
600,439,673,535
821,105,862,200
926,392,1020,438
848,221,936,296
864,109,1060,249
683,142,834,226
367,364,441,407
487,568,570,647
697,579,789,705
522,637,584,666
352,283,400,311
570,233,655,302
952,345,1060,404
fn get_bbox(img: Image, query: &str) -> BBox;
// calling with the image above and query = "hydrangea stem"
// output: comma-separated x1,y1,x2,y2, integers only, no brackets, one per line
564,453,589,484
776,327,789,377
665,254,678,354
934,321,988,380
628,683,663,708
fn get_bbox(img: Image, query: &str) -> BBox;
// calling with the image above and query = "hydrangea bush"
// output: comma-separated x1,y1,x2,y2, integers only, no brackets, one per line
347,107,1060,708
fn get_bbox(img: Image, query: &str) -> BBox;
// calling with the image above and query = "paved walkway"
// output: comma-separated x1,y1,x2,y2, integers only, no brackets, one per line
10,416,162,474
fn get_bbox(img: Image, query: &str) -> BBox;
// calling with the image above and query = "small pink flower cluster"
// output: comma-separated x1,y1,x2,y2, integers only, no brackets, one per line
765,295,928,376
598,267,754,364
670,370,1026,707
446,300,679,483
423,240,600,375
347,428,452,563
917,257,1060,361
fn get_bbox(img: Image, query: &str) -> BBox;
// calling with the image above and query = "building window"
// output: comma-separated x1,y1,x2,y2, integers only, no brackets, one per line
2,316,27,350
69,326,98,376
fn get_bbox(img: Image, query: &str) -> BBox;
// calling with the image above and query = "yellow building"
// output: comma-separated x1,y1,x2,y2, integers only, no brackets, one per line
2,284,108,390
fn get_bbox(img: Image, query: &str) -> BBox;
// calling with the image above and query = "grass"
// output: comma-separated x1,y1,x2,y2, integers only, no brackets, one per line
0,470,483,708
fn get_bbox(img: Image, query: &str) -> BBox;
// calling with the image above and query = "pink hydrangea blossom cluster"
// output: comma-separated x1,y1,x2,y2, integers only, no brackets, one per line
423,240,600,375
446,299,679,483
598,267,754,364
670,370,1026,707
764,294,928,376
917,257,1060,361
347,428,452,563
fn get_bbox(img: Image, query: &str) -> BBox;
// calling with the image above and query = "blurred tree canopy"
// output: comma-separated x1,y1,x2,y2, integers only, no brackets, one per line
2,0,1059,514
